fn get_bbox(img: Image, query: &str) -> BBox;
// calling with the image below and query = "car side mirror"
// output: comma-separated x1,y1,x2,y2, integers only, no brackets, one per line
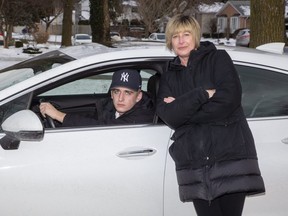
0,110,44,150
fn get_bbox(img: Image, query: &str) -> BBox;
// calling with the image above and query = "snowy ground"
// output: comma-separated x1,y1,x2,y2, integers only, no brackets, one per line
0,35,236,70
0,35,63,69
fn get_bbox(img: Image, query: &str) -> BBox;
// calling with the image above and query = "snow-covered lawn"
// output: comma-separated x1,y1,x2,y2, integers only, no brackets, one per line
0,35,236,70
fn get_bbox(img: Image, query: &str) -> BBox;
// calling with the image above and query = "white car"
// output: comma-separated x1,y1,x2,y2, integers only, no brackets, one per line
148,33,166,42
1,43,288,216
236,28,250,47
72,33,92,45
110,31,121,41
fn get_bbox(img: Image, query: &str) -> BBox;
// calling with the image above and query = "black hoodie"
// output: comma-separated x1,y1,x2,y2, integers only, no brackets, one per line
62,91,154,127
156,41,265,201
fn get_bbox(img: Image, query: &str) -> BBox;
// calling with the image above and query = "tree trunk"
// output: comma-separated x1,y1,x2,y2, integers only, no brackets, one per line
61,0,73,47
102,0,110,45
46,22,51,33
2,23,13,48
89,0,110,45
250,0,286,48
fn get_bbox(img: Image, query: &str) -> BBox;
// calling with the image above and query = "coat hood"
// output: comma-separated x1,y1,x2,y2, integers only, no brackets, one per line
169,41,217,71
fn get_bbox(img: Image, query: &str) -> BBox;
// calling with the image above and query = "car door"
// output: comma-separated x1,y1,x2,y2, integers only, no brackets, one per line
163,62,288,216
0,124,172,216
236,64,288,216
0,63,174,216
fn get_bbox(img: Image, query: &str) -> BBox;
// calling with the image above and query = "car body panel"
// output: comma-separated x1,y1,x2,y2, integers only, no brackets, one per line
1,45,288,215
0,125,173,216
243,118,288,215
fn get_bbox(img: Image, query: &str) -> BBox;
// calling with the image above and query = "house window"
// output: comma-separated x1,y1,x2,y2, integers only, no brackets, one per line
217,17,227,33
230,17,239,33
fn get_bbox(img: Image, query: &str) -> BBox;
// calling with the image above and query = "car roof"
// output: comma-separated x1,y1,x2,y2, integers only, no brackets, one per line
23,45,288,86
59,43,288,70
219,45,288,68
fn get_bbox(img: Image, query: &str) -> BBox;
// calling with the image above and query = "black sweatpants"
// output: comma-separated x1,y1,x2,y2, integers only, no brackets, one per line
193,193,246,216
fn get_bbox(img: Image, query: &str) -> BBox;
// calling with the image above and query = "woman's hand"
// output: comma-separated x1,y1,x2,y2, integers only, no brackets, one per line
39,102,66,123
164,97,175,103
206,89,216,98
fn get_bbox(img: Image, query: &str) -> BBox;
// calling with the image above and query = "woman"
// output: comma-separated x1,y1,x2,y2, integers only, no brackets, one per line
156,14,265,216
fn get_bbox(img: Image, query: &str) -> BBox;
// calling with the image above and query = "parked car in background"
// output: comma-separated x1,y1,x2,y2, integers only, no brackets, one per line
236,28,250,47
110,31,121,41
72,33,92,45
148,33,166,42
128,27,145,38
1,43,288,216
0,32,3,45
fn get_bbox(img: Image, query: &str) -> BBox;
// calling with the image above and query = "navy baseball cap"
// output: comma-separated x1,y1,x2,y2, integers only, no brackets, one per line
110,69,142,91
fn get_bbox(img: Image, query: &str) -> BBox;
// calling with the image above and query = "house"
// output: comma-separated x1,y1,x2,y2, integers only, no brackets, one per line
195,2,225,35
216,1,250,35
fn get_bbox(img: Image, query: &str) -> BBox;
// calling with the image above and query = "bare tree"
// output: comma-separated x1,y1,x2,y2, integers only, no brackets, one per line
38,0,64,32
0,0,37,48
90,0,111,45
61,0,74,47
135,0,213,36
88,0,121,45
250,0,286,47
110,0,122,26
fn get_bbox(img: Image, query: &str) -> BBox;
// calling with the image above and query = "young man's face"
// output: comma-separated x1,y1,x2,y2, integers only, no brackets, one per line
111,87,142,115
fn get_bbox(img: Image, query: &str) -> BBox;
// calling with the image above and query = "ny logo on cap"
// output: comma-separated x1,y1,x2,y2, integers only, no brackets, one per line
120,72,129,82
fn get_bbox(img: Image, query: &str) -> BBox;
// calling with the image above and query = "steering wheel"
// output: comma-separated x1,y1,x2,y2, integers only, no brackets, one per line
46,114,56,128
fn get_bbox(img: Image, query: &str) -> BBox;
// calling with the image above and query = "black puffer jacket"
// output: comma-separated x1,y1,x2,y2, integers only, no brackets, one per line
156,41,265,202
63,91,154,126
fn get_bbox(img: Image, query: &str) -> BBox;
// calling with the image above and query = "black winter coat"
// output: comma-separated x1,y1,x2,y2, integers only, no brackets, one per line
63,91,154,126
156,41,265,202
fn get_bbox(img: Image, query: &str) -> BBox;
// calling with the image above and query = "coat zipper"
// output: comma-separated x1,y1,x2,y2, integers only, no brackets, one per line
204,163,212,205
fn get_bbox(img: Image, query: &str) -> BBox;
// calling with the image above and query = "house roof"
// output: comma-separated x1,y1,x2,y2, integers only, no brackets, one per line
197,2,225,14
216,1,250,17
230,1,250,15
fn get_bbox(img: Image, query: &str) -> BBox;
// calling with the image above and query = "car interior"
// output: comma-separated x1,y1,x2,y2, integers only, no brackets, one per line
27,63,166,129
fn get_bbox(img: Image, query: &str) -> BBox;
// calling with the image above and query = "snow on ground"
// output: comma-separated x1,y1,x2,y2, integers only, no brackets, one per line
0,35,235,70
0,35,62,69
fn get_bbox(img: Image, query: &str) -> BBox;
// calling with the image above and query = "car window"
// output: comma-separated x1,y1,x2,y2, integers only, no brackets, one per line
76,35,90,39
0,68,34,91
40,69,155,96
0,50,75,91
157,34,165,40
236,65,288,118
41,73,113,96
0,93,32,132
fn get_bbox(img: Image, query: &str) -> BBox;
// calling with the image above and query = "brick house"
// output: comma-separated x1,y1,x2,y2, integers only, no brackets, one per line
194,2,224,36
216,1,250,35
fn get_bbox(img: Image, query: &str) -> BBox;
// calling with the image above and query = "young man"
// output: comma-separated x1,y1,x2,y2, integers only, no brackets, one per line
40,69,155,127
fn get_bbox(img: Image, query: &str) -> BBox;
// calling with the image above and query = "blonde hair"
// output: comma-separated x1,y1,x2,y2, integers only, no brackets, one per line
165,14,201,51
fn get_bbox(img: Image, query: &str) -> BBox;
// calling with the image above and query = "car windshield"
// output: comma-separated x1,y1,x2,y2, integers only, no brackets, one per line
238,30,249,36
0,43,110,91
76,35,90,39
0,50,75,91
157,34,165,40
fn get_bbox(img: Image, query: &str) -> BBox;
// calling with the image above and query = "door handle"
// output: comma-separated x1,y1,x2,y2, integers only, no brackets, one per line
117,148,156,158
281,137,288,144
